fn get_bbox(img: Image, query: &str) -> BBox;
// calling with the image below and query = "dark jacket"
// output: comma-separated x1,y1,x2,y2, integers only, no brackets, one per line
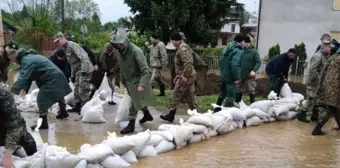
219,41,243,82
316,39,340,55
240,46,261,79
82,45,97,66
265,53,295,78
49,48,71,81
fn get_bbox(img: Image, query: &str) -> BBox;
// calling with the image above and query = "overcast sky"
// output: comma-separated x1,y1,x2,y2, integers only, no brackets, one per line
95,0,260,24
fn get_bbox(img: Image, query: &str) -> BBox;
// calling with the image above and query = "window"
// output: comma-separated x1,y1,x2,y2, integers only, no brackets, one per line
231,23,236,32
334,0,340,10
330,31,340,41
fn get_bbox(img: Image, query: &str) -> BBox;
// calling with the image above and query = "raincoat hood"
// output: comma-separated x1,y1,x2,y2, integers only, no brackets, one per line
110,29,129,48
16,48,38,63
222,41,243,56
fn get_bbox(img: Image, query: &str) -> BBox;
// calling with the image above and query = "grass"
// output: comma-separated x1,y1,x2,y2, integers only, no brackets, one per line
114,87,266,113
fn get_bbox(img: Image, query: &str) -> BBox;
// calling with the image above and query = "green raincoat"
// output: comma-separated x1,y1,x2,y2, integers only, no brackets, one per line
219,41,243,82
11,49,72,110
111,31,152,110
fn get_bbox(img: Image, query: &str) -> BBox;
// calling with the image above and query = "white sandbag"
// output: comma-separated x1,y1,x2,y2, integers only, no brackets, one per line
99,90,109,101
280,83,294,98
64,92,75,107
208,130,218,137
242,108,257,118
188,134,204,143
276,115,289,121
138,145,157,158
245,116,263,127
22,143,48,168
209,114,233,134
27,89,39,102
81,96,103,117
102,132,135,155
121,150,137,163
202,109,213,115
273,105,289,116
275,98,297,104
217,108,246,121
267,106,274,117
31,118,44,150
268,90,278,100
158,124,193,149
127,130,151,156
14,147,27,158
274,103,297,111
155,140,175,154
186,115,213,128
250,100,273,113
74,160,87,168
288,111,298,119
239,100,249,110
81,97,106,123
253,109,268,118
232,121,238,128
150,131,173,142
45,145,82,168
115,91,131,124
293,93,305,102
261,117,269,123
181,122,209,135
86,163,102,168
100,155,130,168
226,124,235,132
236,120,244,128
147,134,164,146
187,109,201,116
269,117,276,122
78,144,113,163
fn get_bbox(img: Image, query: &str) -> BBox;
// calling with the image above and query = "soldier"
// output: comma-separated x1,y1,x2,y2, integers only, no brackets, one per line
236,35,261,104
315,34,340,55
160,32,197,122
214,34,246,112
5,47,72,129
298,42,332,123
312,48,340,136
149,33,168,96
265,48,296,97
96,42,120,105
110,29,153,134
0,84,37,167
53,32,94,113
0,40,19,83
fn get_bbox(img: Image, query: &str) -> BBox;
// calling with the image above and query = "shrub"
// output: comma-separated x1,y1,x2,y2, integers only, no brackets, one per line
294,42,307,61
14,28,53,51
268,44,280,60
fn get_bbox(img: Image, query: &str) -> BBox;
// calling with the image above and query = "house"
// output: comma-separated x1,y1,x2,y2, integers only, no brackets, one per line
2,20,17,44
217,22,240,46
257,0,340,59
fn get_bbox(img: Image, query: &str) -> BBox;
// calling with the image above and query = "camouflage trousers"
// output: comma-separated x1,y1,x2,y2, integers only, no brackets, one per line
74,72,92,106
217,82,236,107
302,87,322,118
236,78,256,94
151,68,165,88
318,106,340,126
170,78,197,110
39,100,66,117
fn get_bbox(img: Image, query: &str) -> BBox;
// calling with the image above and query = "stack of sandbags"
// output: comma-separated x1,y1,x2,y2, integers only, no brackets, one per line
16,89,39,112
158,123,194,149
80,96,107,123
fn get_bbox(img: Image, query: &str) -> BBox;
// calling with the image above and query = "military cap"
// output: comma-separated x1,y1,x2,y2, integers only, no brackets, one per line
53,32,65,43
7,40,19,50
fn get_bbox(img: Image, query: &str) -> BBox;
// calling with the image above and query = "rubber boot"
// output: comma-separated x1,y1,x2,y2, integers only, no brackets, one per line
139,108,154,124
31,116,49,130
312,123,326,136
56,106,69,119
89,89,96,100
67,103,81,113
160,109,176,123
249,94,255,104
120,119,135,134
213,98,224,113
297,111,310,123
108,91,117,105
235,93,242,103
157,84,165,96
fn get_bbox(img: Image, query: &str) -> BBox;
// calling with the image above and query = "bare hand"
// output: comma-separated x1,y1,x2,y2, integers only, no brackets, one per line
248,71,256,78
19,89,26,98
2,155,12,168
138,86,144,92
94,65,99,71
235,80,240,84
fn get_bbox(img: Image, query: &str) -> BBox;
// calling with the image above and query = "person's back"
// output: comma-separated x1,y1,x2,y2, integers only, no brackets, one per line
49,48,70,81
219,41,243,82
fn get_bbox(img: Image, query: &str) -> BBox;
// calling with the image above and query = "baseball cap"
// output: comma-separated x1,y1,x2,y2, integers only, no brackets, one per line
53,32,65,43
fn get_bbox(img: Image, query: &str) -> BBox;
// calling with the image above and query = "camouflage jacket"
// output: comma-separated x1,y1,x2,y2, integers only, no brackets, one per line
65,41,94,77
306,51,329,88
98,43,119,73
175,42,196,78
0,48,10,83
0,84,26,150
149,42,168,68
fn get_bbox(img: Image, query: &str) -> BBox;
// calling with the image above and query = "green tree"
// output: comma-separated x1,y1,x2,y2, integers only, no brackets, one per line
268,44,281,60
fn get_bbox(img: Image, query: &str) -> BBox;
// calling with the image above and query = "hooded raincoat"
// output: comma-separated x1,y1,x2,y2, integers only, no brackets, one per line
11,49,72,110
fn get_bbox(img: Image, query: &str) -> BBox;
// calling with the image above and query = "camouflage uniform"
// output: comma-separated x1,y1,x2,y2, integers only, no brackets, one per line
65,41,94,106
0,84,37,156
149,41,168,90
98,43,120,91
170,42,197,110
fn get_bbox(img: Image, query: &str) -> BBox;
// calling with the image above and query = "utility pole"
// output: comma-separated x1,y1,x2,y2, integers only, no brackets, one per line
61,0,65,32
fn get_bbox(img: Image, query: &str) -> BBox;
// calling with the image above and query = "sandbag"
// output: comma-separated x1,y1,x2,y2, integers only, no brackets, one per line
293,93,305,102
239,100,249,110
181,122,209,135
74,160,87,168
100,155,130,168
276,115,289,121
22,143,48,168
13,147,27,158
250,100,273,113
245,116,263,127
158,124,193,149
81,97,106,123
188,134,205,143
218,108,246,121
138,145,157,158
127,130,151,156
273,105,289,116
186,115,213,128
253,109,267,118
78,144,113,163
267,106,274,117
147,134,164,146
236,120,244,128
154,140,175,154
280,83,294,98
150,131,173,142
288,111,298,119
101,136,135,155
242,108,257,118
99,90,109,101
86,163,102,168
274,103,297,111
45,145,82,168
261,117,269,123
208,130,218,137
0,156,29,168
210,114,233,134
64,92,75,107
226,125,235,132
269,117,276,122
232,121,238,128
121,150,137,163
268,90,279,100
115,91,131,124
275,98,297,104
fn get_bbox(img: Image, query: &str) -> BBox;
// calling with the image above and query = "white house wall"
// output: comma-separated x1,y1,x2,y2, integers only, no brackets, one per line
257,0,340,59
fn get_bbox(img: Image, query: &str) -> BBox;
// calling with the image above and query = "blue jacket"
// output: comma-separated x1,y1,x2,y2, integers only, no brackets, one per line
49,48,71,81
265,53,295,78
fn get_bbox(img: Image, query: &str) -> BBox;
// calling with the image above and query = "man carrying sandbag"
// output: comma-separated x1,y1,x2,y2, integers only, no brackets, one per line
149,33,168,96
214,34,246,112
312,48,340,136
265,48,296,97
160,32,198,122
0,84,37,167
5,47,72,129
110,29,153,134
54,32,94,113
95,42,120,105
298,41,332,123
236,35,261,104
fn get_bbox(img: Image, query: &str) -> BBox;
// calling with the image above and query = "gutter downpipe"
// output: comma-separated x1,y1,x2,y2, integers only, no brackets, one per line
256,0,262,49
